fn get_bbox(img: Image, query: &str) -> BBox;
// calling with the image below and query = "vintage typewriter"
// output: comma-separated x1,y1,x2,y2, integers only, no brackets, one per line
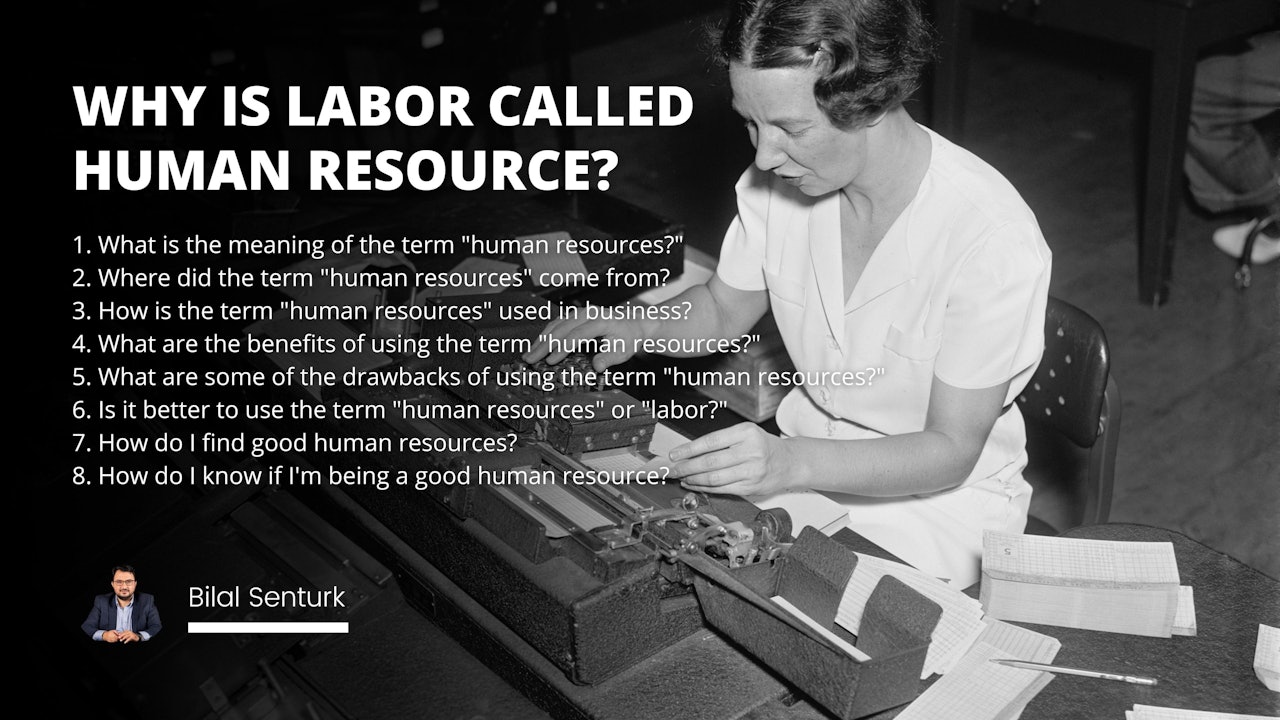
283,289,941,720
313,291,796,685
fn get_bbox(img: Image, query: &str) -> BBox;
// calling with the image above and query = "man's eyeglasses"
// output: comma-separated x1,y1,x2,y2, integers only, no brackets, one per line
112,579,136,586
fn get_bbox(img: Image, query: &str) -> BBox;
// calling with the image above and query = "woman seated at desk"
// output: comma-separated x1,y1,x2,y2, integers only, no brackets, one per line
524,0,1051,589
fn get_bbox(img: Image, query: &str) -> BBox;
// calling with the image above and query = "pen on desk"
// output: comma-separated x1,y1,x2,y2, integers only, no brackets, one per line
989,659,1159,686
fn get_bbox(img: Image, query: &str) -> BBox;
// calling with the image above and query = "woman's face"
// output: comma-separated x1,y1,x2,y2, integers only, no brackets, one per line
729,62,871,197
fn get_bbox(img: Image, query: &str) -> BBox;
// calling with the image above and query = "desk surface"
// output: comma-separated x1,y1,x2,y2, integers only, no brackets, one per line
1004,523,1280,718
315,502,1280,719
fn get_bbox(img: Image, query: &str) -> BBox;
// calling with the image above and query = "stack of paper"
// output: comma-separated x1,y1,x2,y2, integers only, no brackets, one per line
1173,586,1197,636
971,621,1062,719
893,632,1059,720
979,531,1195,638
1256,624,1280,691
976,619,1063,663
836,552,987,677
1125,704,1279,720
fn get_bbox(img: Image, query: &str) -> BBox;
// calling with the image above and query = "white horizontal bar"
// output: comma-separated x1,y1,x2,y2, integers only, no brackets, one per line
187,622,348,634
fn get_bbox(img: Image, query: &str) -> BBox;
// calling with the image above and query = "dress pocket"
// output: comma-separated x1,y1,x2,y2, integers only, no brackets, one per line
884,324,943,361
763,269,806,306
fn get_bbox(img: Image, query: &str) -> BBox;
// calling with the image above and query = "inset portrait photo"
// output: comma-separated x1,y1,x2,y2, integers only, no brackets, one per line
81,565,162,644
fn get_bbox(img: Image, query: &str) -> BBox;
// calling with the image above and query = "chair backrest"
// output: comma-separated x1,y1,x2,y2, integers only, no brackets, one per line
1016,297,1121,532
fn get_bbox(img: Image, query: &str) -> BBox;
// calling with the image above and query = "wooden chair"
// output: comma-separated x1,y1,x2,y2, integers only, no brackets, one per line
1018,297,1121,535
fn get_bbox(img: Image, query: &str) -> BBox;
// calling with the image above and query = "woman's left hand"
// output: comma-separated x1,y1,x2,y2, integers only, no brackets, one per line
668,422,798,496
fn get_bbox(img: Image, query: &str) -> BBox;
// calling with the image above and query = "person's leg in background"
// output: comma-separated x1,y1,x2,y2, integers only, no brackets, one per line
1183,30,1280,264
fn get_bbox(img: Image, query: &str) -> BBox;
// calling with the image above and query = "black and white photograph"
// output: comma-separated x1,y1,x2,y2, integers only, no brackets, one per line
56,1,1278,718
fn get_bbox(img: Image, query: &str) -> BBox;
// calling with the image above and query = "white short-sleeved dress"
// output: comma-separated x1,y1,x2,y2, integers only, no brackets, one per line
716,126,1052,587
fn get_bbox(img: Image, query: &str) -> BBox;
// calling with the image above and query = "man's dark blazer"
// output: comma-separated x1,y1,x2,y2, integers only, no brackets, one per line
81,592,162,640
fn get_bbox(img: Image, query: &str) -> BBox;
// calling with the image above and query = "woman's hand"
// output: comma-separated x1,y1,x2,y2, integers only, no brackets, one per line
521,316,653,371
522,280,769,372
669,422,800,496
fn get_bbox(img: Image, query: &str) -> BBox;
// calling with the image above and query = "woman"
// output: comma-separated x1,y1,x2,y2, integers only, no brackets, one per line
523,0,1051,588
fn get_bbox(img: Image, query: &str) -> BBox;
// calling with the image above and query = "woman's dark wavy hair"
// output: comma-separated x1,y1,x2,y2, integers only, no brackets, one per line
709,0,937,129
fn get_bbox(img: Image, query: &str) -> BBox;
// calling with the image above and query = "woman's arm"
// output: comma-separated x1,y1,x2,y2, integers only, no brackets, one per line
522,275,770,370
670,375,1010,497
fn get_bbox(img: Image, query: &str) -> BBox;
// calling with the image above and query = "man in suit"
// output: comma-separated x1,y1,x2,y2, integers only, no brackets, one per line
81,565,162,643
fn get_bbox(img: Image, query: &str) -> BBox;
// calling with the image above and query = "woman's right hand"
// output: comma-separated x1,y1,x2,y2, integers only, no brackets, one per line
522,280,759,371
521,315,653,372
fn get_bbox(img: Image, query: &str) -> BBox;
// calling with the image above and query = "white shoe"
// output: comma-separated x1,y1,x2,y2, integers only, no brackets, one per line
1212,217,1280,265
